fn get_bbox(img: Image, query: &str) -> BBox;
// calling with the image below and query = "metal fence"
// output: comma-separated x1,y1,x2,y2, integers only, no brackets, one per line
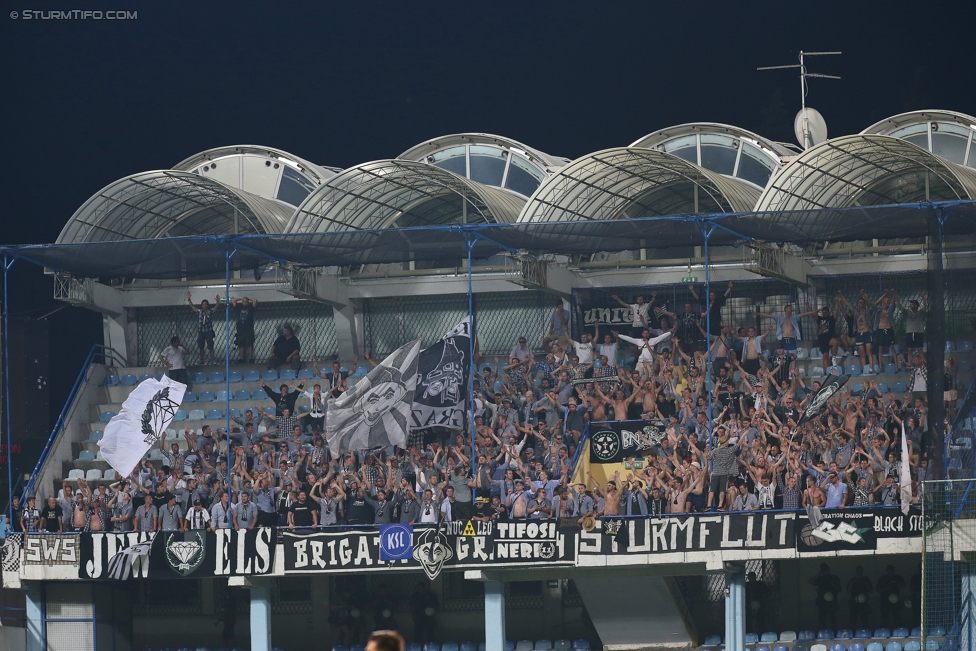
923,479,976,651
136,301,338,367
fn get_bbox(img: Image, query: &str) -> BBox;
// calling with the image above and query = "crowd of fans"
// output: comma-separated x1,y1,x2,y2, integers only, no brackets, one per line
6,285,965,535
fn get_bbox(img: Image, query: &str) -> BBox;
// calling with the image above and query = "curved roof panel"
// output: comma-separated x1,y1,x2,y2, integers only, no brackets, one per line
517,147,761,223
860,110,976,168
398,133,568,199
56,170,295,244
754,134,976,213
630,123,793,190
285,159,525,233
173,145,340,207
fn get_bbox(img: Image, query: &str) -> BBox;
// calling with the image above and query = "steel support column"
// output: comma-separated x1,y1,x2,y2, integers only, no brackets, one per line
250,579,272,651
485,580,507,651
725,568,746,651
25,584,44,651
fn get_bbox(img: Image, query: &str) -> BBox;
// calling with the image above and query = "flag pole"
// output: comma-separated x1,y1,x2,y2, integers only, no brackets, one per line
466,230,477,505
223,243,236,527
3,255,14,516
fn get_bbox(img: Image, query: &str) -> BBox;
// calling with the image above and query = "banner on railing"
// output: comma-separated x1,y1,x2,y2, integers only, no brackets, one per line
589,420,667,464
78,528,277,580
795,506,921,552
283,520,576,579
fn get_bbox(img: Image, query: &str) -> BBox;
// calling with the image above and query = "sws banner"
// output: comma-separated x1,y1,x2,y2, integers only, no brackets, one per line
284,520,576,579
579,513,797,555
79,528,277,580
796,507,921,552
589,420,667,464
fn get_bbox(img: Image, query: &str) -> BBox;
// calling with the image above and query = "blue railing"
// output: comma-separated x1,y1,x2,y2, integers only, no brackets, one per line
20,344,125,501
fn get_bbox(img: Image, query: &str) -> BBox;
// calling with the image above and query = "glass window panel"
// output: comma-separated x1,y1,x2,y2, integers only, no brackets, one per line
931,123,971,163
663,135,698,163
431,146,467,176
276,166,315,206
504,155,544,196
736,144,774,187
890,123,930,150
903,134,929,149
469,145,506,186
699,135,738,175
969,138,976,168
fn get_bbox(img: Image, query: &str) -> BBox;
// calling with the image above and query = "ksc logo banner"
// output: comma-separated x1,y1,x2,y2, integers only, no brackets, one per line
379,524,413,561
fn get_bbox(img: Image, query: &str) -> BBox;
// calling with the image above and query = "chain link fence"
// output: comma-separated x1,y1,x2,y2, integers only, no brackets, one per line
136,301,338,367
924,479,976,651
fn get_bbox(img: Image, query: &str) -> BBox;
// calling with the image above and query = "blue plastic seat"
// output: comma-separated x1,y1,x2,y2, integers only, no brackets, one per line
183,391,198,402
867,644,884,651
243,370,260,382
554,642,571,651
138,374,154,383
885,643,902,651
704,636,723,647
208,372,224,384
773,646,789,651
296,367,313,379
902,643,919,651
280,369,297,380
408,645,422,651
206,409,222,420
855,630,872,639
929,628,945,638
99,411,116,422
891,629,909,639
883,362,896,374
571,643,589,651
849,644,865,651
193,371,208,384
746,634,759,644
79,450,95,461
762,633,778,643
423,645,439,651
754,646,770,651
506,644,515,651
800,632,817,642
188,409,206,420
216,390,228,402
442,644,460,651
233,389,250,401
516,642,534,651
262,369,278,381
837,631,853,640
958,340,974,352
850,383,863,395
831,644,846,651
89,430,104,442
960,360,974,372
104,375,120,386
173,409,187,421
230,408,241,418
923,642,938,651
876,382,889,393
910,629,922,638
120,374,138,386
461,644,478,651
198,391,215,402
845,364,860,376
892,381,908,393
819,631,836,641
253,389,269,399
874,630,890,640
229,370,243,383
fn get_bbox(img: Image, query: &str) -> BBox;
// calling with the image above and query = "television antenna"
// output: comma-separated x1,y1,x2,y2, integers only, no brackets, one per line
758,51,841,150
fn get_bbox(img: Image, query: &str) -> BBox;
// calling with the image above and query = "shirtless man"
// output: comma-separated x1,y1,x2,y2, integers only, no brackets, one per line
758,304,802,356
665,473,705,514
802,475,827,508
872,289,898,371
580,388,610,422
837,291,876,373
596,385,643,422
601,471,623,516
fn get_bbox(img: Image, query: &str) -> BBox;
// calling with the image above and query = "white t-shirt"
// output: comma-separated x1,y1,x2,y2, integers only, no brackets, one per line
573,340,595,365
440,498,454,522
598,342,619,368
161,345,187,370
419,500,439,523
631,303,650,328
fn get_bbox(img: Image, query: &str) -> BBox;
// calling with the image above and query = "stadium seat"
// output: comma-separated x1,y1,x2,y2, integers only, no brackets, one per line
228,408,240,418
461,643,478,651
830,644,846,651
173,409,187,421
929,628,945,637
798,366,807,377
206,409,223,420
808,366,823,377
138,374,153,383
761,633,778,643
945,340,956,352
884,363,896,374
506,644,515,651
799,632,816,642
120,374,137,386
960,360,974,372
910,629,922,638
183,391,198,403
704,636,723,647
79,450,95,461
234,389,250,401
423,645,440,651
876,382,889,393
99,411,116,423
850,383,863,395
923,642,938,651
280,369,297,380
866,646,883,651
442,644,459,651
104,469,117,481
554,642,572,651
819,631,835,641
780,633,798,643
216,390,228,402
863,364,874,375
68,469,85,480
516,642,534,651
572,642,590,651
773,646,789,651
188,409,205,420
262,370,278,382
885,644,902,651
85,469,102,481
104,375,120,386
243,370,260,382
874,630,890,639
796,347,809,359
958,340,974,352
198,391,215,402
849,644,865,651
846,364,860,376
746,635,759,644
755,646,770,651
193,371,208,384
88,430,104,442
229,370,243,383
902,644,919,651
892,381,908,393
812,645,828,651
208,372,224,384
408,645,422,651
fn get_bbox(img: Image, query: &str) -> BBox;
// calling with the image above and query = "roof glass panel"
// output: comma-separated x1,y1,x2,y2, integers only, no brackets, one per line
504,154,544,197
736,143,775,188
431,146,467,176
276,165,315,206
469,145,506,186
662,135,698,163
932,123,971,163
700,134,737,175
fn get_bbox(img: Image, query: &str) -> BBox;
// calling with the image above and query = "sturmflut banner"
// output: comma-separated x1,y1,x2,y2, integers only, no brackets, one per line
411,317,471,430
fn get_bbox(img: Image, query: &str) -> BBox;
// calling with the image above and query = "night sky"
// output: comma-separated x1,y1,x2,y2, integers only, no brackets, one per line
1,2,974,419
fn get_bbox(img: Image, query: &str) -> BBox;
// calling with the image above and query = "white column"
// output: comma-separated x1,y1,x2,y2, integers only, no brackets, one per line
25,584,44,651
333,305,360,362
485,580,506,651
250,579,272,651
725,569,745,651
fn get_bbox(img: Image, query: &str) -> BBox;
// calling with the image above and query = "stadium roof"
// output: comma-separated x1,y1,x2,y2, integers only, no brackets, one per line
860,110,976,168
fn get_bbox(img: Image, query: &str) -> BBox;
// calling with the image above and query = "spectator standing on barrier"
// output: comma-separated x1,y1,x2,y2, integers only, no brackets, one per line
267,324,302,371
230,296,257,363
759,303,802,356
543,300,570,352
611,293,651,338
872,289,898,372
847,565,873,629
896,292,927,367
159,336,190,386
809,563,841,629
186,292,220,365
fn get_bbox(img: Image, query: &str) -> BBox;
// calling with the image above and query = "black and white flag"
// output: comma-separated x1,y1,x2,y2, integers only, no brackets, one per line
411,317,472,431
99,375,187,478
326,340,421,454
106,540,153,580
796,373,849,428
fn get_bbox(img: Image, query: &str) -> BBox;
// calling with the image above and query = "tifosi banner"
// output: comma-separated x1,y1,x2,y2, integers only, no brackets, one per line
588,420,667,464
78,528,276,580
284,520,575,579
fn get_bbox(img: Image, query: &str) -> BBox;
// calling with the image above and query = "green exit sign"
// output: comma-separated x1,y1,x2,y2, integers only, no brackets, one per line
681,276,698,283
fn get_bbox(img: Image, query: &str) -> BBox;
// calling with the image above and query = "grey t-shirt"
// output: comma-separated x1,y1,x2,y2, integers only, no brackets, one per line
159,504,184,530
135,504,158,531
904,308,925,334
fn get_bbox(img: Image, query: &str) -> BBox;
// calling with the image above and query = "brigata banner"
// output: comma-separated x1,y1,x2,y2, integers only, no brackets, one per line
579,513,798,555
284,520,576,579
78,528,277,580
795,506,921,552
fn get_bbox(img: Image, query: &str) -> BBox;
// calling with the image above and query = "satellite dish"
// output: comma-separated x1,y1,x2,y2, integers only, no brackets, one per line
795,107,828,149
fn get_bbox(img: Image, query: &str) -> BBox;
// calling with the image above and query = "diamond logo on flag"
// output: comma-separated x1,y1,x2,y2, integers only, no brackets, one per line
141,388,180,446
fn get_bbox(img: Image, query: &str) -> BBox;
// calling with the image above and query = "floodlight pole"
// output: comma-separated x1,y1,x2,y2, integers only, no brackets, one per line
223,243,237,527
3,255,14,517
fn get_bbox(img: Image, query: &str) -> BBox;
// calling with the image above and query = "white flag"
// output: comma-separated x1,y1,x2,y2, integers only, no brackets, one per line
99,375,186,478
900,422,912,515
326,340,421,454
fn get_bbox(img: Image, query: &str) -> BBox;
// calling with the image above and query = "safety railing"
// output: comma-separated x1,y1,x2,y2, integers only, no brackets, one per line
20,344,126,501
